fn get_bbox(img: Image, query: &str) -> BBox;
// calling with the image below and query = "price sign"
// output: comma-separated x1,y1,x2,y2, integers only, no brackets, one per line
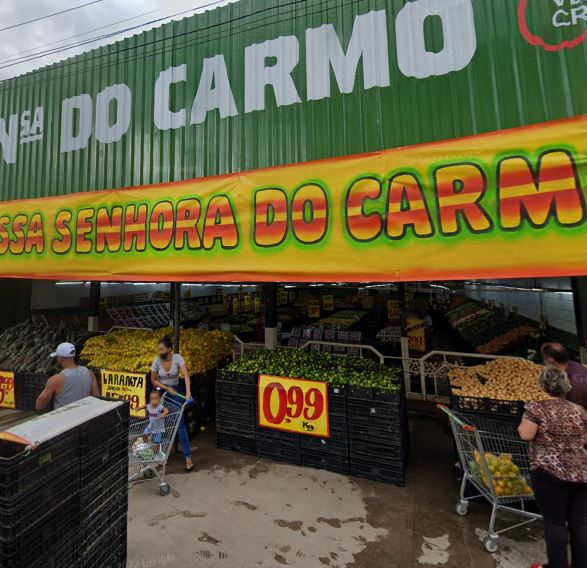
307,301,320,318
322,295,334,311
258,375,329,438
244,294,252,312
407,317,426,352
101,370,147,418
278,290,288,306
232,298,239,315
0,371,15,410
254,297,261,312
387,299,400,320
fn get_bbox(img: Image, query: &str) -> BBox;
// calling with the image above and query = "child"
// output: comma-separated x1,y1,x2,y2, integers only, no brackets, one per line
139,389,169,457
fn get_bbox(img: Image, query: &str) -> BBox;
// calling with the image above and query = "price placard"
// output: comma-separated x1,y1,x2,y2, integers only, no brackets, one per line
407,317,426,352
244,294,252,312
232,298,239,315
258,375,329,437
322,295,334,311
308,301,321,318
254,297,261,312
101,370,147,418
278,290,288,306
387,299,400,320
0,371,15,410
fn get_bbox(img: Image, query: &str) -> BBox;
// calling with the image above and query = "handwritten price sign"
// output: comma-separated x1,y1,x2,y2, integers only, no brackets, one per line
258,375,329,438
101,370,146,418
0,371,15,409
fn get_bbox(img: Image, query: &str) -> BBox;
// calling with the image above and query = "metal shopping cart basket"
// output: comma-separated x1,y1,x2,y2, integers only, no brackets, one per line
439,405,541,553
128,393,189,496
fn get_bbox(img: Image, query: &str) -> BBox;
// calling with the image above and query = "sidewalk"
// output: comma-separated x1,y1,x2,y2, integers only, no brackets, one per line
127,413,545,568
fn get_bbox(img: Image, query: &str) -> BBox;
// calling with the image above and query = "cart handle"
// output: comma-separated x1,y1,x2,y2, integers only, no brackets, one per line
436,404,476,432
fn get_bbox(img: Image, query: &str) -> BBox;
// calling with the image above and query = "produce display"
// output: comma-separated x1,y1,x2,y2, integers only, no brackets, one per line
81,327,233,374
470,451,533,497
448,358,547,402
226,349,400,391
477,326,537,355
446,301,537,354
311,310,366,329
0,317,90,373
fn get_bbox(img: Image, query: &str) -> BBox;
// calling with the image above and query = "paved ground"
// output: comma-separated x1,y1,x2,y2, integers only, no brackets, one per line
127,412,546,568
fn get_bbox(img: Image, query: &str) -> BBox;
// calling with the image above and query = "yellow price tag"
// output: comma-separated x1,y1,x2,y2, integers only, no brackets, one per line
322,295,334,311
0,371,16,410
101,370,147,418
258,375,329,438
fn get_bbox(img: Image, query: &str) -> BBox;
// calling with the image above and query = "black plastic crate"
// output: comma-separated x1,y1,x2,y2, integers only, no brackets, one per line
79,404,129,457
217,432,257,456
348,398,403,421
0,494,80,568
81,460,128,517
81,541,127,568
81,515,127,568
216,415,257,437
219,370,257,385
301,435,349,456
257,426,300,443
81,435,128,481
257,439,301,465
302,450,350,475
0,464,80,538
327,412,348,435
348,416,406,443
216,396,257,418
216,379,257,400
81,493,128,549
451,393,525,418
349,437,407,464
350,457,406,486
15,373,52,412
0,433,79,500
348,385,402,403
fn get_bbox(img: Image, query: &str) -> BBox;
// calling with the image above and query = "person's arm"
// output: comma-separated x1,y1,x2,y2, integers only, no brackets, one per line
161,406,170,418
180,364,191,400
35,374,60,410
150,370,177,395
89,369,100,397
518,418,539,441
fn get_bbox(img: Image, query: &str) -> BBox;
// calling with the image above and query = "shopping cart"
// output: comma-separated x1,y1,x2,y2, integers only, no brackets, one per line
128,392,190,496
439,405,541,553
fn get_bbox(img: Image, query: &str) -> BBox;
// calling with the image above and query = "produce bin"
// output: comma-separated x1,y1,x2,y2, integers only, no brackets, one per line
216,354,408,486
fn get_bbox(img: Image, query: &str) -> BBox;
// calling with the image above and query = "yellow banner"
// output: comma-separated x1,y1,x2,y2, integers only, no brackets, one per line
0,371,15,410
0,116,585,282
101,369,147,418
258,375,330,438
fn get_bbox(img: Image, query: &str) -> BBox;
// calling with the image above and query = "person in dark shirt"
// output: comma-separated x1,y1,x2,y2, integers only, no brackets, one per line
541,343,587,409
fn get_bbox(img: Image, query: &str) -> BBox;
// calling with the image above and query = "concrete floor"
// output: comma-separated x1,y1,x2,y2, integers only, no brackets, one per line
127,412,546,568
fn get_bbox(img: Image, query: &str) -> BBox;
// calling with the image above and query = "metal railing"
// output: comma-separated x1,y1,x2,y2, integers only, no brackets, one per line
229,340,523,402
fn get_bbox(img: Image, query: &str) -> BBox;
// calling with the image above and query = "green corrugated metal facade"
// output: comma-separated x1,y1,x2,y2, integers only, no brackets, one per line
0,0,585,202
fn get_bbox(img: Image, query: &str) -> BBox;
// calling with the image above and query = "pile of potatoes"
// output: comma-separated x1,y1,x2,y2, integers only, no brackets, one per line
449,358,548,402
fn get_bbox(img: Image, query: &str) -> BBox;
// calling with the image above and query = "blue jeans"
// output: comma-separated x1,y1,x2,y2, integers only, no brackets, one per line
170,386,191,459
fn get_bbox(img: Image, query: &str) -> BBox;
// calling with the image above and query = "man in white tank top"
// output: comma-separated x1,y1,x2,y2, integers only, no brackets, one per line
36,342,100,410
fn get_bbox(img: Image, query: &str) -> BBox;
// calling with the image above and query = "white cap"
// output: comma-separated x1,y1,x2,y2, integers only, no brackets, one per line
50,342,76,358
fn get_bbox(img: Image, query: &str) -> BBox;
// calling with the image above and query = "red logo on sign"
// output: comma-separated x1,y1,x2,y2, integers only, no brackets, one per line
518,0,587,52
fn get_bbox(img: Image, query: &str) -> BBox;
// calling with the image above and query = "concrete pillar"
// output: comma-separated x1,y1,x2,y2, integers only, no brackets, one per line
264,283,278,349
88,281,100,332
571,277,587,363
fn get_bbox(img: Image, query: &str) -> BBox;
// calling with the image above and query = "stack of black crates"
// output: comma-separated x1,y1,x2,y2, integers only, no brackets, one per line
0,399,129,568
216,373,258,456
216,371,408,486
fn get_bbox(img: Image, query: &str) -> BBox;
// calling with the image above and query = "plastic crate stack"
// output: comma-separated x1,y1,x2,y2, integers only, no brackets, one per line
301,384,349,474
347,386,409,486
79,404,130,567
215,373,258,456
0,401,129,568
14,372,52,411
215,371,408,486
